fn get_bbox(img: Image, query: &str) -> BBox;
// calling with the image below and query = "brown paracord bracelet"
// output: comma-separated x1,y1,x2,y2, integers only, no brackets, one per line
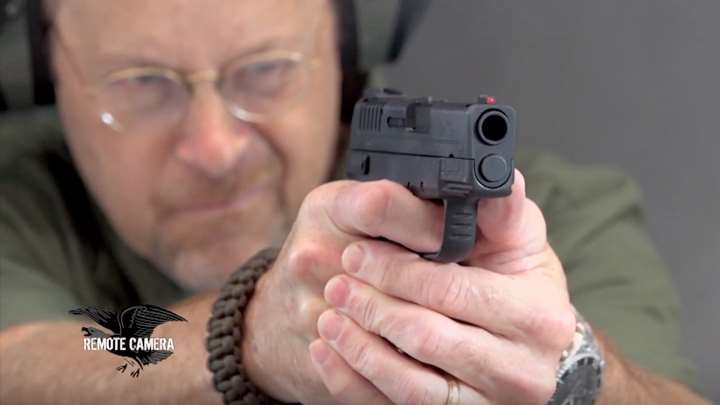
206,247,283,405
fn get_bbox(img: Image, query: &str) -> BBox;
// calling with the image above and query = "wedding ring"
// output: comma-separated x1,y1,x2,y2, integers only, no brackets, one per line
445,377,461,405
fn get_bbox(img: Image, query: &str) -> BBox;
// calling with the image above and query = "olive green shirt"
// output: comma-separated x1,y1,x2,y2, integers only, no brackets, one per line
0,108,694,385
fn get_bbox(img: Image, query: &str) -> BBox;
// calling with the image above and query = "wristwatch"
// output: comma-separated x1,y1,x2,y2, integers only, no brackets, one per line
548,310,605,405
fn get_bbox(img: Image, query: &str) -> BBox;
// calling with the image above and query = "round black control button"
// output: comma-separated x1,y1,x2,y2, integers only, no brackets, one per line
479,155,508,183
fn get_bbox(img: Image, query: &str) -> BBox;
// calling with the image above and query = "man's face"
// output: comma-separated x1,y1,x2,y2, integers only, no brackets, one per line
50,0,341,290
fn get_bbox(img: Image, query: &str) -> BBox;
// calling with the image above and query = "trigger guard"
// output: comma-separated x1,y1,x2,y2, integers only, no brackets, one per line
421,198,478,263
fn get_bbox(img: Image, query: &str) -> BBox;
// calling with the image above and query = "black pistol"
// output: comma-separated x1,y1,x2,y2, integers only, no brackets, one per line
345,89,516,263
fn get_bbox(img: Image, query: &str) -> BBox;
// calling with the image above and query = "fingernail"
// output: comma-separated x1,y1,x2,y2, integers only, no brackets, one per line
318,310,344,341
325,276,350,307
342,244,364,273
309,340,331,365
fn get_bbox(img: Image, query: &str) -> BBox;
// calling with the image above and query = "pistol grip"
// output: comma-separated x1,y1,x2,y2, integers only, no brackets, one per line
422,198,477,263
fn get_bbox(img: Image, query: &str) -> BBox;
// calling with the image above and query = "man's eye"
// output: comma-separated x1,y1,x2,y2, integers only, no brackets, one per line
227,59,300,97
105,73,178,112
122,74,173,89
244,60,295,79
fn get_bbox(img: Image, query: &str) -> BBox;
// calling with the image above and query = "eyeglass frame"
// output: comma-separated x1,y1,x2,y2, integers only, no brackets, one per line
49,12,324,132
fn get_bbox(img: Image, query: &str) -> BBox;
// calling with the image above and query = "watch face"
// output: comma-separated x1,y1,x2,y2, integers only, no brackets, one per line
550,355,603,405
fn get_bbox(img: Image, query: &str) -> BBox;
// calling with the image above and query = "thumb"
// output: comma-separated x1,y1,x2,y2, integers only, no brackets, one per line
463,169,548,269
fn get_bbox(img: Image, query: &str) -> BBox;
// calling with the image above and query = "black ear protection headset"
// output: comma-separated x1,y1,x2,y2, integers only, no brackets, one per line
0,0,430,123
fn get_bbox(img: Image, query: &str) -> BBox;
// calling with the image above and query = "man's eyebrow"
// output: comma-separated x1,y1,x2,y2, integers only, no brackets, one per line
94,36,304,76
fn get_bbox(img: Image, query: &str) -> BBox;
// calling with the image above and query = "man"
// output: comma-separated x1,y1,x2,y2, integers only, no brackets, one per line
0,0,710,404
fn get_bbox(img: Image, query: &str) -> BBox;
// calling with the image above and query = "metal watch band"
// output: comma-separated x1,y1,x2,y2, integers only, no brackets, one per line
548,309,605,405
206,247,282,405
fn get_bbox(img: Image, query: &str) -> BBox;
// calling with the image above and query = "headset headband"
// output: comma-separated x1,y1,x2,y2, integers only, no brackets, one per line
0,0,429,113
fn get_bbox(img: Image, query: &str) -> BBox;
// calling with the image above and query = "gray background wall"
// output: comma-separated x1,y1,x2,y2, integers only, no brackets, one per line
381,1,719,399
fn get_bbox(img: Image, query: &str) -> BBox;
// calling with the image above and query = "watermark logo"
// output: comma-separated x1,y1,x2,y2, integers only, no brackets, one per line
69,304,187,378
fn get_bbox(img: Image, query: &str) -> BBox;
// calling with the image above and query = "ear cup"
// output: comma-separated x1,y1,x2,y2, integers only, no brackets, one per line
339,0,430,123
387,0,431,64
336,0,362,124
353,0,430,70
1,0,429,114
26,0,53,106
0,0,54,111
0,0,32,111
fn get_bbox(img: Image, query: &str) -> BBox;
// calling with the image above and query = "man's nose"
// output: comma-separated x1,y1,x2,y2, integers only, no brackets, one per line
173,87,254,178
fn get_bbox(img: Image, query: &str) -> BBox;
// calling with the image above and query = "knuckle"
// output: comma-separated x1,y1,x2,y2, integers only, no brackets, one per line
298,299,327,335
476,281,503,312
406,321,443,361
521,308,544,336
352,181,393,236
426,268,473,314
301,182,348,227
552,307,578,349
520,309,547,340
522,306,576,351
375,253,402,291
301,183,333,215
455,338,490,376
375,309,406,341
348,288,380,332
347,339,379,379
396,376,435,405
285,242,324,279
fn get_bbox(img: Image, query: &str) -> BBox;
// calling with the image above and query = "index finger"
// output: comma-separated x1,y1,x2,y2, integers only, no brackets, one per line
276,179,442,288
328,179,444,254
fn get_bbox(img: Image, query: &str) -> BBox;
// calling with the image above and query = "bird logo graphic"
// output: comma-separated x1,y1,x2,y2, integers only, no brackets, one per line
69,305,187,378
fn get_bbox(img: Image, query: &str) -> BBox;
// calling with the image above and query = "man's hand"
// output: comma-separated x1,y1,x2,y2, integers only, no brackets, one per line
240,177,450,404
307,171,578,404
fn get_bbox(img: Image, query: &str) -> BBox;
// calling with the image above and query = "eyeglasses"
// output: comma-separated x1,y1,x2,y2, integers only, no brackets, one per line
52,22,320,133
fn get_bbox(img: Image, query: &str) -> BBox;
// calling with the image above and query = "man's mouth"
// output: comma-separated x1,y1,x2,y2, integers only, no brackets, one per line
171,181,272,217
